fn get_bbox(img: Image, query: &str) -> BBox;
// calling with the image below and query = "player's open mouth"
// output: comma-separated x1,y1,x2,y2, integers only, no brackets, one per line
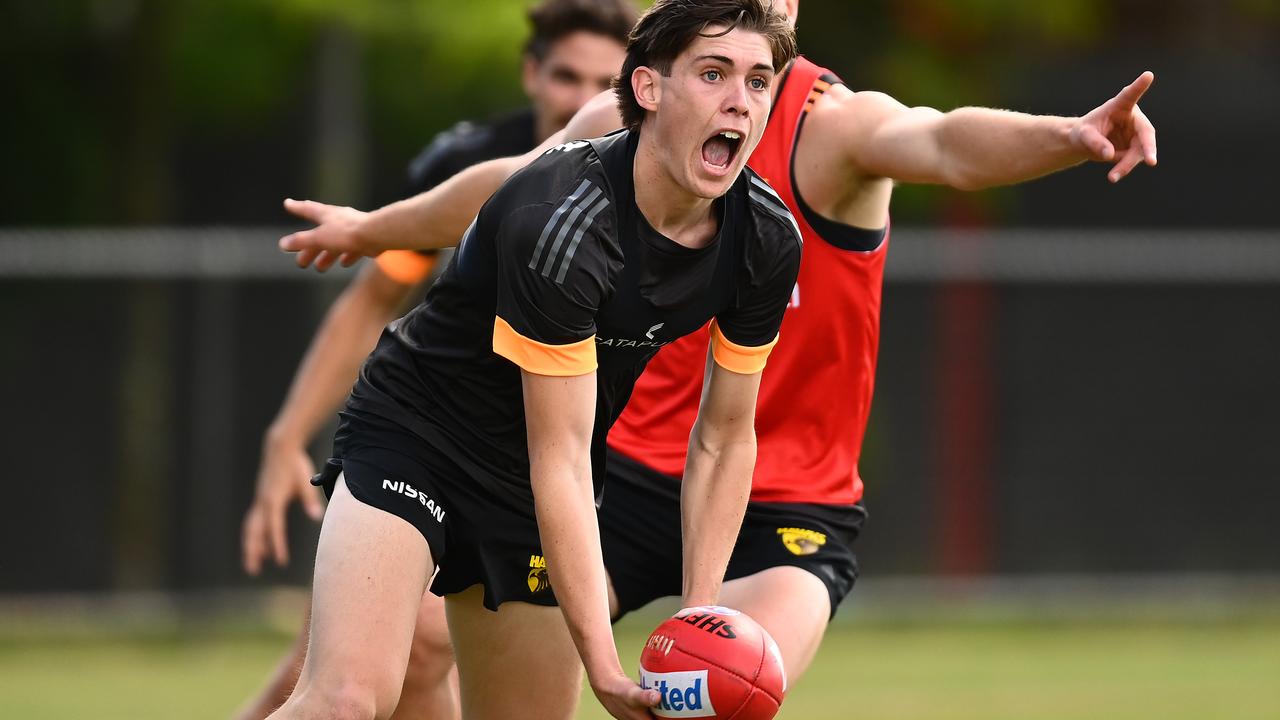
701,130,743,172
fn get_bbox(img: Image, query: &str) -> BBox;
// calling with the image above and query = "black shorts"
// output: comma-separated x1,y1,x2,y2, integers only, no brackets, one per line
601,449,867,619
312,412,558,611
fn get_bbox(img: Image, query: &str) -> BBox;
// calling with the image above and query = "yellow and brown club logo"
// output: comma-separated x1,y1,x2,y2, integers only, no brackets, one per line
527,554,551,593
777,527,827,556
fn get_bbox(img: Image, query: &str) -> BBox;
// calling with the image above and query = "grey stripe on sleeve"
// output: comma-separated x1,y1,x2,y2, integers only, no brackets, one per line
554,195,612,284
749,174,785,203
749,188,803,242
541,186,604,277
529,179,592,270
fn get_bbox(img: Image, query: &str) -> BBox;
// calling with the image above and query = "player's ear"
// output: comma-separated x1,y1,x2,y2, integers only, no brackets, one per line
522,55,541,98
632,66,660,113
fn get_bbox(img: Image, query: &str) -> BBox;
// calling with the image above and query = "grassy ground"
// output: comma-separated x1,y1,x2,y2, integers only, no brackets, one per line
2,614,1277,720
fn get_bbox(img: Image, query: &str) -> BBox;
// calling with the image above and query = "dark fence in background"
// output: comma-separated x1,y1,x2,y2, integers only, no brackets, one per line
1,229,1278,593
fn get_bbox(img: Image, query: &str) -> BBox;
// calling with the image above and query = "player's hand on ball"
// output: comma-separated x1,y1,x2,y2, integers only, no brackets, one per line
589,669,662,720
279,198,371,272
241,436,324,575
1071,70,1158,183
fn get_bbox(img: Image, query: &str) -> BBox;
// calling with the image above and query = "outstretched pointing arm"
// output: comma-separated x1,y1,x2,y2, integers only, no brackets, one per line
832,71,1158,191
279,91,625,270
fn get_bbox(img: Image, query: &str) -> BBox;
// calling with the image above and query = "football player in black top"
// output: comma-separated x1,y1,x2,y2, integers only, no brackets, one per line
267,2,799,720
237,2,633,719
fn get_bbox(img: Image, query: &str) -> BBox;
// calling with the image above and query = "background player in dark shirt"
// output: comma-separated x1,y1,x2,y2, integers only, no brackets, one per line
267,3,798,720
236,2,633,719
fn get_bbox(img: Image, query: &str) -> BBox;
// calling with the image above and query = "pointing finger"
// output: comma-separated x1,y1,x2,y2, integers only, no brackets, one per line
283,198,329,224
1112,71,1155,112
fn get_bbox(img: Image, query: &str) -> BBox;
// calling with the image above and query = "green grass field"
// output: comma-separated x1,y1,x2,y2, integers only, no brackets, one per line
3,613,1278,720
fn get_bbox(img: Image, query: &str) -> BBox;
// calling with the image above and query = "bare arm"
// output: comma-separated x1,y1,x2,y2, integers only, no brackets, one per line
835,71,1158,191
680,352,762,606
241,260,423,574
279,90,626,269
521,371,659,720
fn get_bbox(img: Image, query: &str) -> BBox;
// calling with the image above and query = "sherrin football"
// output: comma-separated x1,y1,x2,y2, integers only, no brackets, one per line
639,606,786,719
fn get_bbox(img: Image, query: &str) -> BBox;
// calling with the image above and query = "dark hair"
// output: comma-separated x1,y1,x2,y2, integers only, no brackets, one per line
525,0,640,61
613,0,797,129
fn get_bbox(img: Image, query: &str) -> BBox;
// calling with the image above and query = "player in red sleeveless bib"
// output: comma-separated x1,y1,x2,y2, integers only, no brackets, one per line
599,56,886,681
278,0,1158,705
600,48,1152,685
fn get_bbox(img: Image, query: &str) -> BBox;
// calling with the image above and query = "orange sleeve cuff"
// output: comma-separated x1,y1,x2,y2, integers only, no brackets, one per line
375,250,437,285
493,316,597,377
710,320,777,375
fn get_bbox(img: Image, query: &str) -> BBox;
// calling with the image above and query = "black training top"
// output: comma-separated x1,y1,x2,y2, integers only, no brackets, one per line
377,109,539,284
347,129,802,507
404,109,538,197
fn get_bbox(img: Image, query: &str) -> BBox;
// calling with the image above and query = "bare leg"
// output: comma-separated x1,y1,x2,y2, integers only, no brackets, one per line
717,566,832,683
390,591,460,719
445,586,584,720
236,595,461,720
268,476,432,720
236,600,528,719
